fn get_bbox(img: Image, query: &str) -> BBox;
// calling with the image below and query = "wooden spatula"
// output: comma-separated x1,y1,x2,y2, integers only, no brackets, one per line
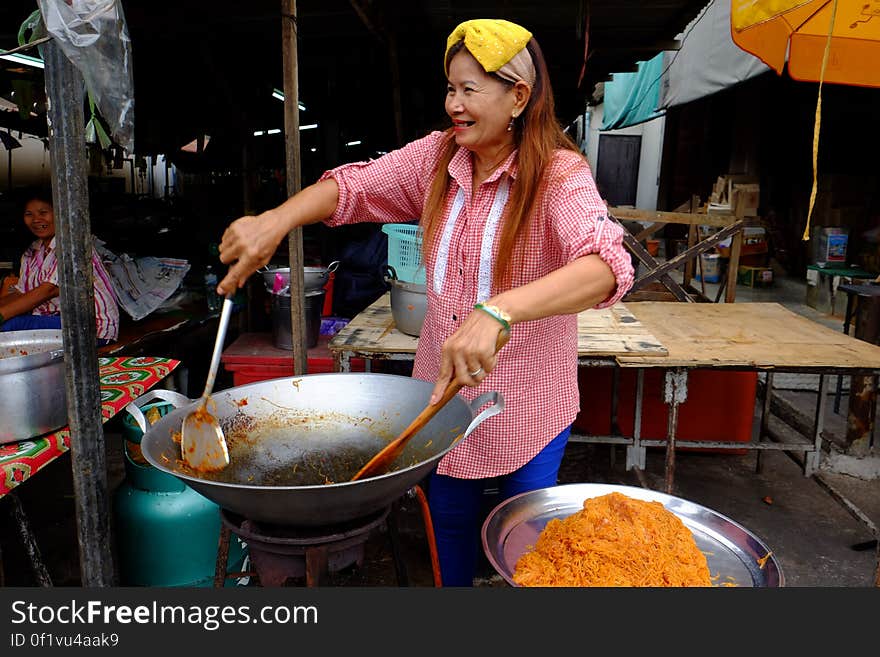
351,329,510,481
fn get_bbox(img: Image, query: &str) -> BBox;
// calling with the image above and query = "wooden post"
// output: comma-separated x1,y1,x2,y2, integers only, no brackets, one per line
281,0,307,374
43,40,115,586
725,190,744,304
683,196,699,288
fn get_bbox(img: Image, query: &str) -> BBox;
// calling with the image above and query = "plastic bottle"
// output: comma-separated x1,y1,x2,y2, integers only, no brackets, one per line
204,265,221,312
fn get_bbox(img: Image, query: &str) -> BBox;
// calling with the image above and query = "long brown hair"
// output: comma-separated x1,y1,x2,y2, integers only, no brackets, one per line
421,37,581,292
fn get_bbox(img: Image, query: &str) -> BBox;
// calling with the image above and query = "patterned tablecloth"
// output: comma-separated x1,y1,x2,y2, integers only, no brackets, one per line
0,356,180,498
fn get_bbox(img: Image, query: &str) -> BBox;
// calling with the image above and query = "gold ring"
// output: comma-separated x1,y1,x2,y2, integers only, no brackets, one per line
469,367,483,377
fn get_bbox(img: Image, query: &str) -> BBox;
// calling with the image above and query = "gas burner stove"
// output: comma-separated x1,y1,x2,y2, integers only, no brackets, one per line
220,507,396,586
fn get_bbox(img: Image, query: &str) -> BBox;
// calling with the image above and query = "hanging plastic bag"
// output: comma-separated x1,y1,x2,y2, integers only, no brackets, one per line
36,0,134,152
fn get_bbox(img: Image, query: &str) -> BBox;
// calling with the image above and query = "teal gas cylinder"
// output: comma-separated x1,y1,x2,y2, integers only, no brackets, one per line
113,401,248,587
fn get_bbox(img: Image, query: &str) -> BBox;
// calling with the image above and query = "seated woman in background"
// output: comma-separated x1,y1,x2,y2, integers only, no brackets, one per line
0,190,119,346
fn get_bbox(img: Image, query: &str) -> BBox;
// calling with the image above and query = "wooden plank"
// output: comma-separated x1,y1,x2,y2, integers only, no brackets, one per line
634,220,744,288
617,302,880,371
622,228,692,302
329,294,669,358
578,304,667,356
610,207,737,228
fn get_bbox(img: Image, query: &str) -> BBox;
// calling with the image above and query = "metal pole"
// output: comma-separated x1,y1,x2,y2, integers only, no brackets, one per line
282,0,307,374
43,40,115,586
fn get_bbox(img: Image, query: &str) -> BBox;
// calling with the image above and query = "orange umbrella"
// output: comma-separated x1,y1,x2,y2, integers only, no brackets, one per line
731,0,880,87
731,0,879,238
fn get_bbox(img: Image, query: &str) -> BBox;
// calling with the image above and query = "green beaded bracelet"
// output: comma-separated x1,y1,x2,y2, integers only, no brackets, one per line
473,303,511,331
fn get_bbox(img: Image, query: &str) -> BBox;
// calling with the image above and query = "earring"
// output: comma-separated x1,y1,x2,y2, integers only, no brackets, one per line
507,115,516,132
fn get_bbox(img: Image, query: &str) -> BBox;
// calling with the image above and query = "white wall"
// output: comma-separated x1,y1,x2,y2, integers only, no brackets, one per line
0,132,52,189
0,130,175,198
584,103,665,211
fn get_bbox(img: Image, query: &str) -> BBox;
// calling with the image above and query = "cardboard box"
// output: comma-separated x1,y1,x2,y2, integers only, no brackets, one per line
732,184,760,217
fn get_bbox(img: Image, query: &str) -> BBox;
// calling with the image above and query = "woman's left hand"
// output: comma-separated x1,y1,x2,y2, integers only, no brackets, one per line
430,309,509,404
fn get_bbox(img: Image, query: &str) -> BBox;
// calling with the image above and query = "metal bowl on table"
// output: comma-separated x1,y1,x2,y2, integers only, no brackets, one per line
261,261,340,294
384,265,427,337
0,330,67,443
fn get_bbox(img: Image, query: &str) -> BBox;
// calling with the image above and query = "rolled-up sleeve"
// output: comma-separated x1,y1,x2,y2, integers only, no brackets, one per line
545,154,634,308
318,131,446,228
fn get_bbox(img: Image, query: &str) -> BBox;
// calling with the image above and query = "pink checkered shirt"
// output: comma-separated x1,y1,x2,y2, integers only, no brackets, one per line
15,237,120,341
321,131,633,478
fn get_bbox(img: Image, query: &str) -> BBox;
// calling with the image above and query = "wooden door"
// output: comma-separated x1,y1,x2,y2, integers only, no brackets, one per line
595,134,641,206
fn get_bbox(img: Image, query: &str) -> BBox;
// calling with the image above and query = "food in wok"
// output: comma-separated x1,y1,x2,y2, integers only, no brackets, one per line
512,492,712,587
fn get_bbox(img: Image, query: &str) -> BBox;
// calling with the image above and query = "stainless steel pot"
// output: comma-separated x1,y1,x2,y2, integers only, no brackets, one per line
135,374,503,526
0,330,67,444
261,260,340,294
384,265,427,337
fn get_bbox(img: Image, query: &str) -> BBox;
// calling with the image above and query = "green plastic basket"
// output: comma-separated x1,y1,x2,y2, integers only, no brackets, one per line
382,224,426,284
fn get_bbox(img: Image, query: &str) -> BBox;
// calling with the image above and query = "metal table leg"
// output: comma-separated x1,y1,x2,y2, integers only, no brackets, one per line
756,371,775,474
835,294,856,414
610,367,621,467
663,369,689,494
805,374,829,476
626,369,646,471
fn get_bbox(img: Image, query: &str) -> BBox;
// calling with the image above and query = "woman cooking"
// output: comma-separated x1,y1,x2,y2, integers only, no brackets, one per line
217,18,634,585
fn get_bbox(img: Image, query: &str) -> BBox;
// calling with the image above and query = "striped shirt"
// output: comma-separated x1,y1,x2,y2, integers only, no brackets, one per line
15,237,120,342
321,131,634,478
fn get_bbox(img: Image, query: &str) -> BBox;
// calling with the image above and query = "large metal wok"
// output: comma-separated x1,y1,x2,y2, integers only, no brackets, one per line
133,373,503,526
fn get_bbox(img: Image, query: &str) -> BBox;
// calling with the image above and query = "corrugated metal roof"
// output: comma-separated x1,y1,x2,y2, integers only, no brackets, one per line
0,0,708,160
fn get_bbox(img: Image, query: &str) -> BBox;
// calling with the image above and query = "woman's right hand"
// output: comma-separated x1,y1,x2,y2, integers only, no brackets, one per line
217,209,287,295
216,179,340,295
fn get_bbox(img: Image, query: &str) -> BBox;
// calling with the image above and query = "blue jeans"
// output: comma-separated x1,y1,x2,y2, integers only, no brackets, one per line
427,424,572,587
0,314,62,331
0,314,112,346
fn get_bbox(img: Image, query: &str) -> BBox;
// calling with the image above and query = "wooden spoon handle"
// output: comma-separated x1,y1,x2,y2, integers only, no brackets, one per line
351,329,510,481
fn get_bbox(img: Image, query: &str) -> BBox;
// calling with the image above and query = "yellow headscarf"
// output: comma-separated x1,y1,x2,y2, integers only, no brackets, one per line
445,19,533,77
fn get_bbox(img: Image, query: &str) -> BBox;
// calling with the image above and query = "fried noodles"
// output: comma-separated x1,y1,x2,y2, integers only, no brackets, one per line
513,492,712,587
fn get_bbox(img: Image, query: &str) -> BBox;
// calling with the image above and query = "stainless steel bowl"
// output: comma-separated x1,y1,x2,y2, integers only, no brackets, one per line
384,266,426,336
482,483,784,587
0,330,67,443
262,260,340,294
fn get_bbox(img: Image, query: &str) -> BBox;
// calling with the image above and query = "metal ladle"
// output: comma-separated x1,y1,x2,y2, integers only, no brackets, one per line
180,296,233,471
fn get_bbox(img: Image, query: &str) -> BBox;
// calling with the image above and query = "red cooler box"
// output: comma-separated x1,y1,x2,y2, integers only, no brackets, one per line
574,368,757,453
221,332,365,386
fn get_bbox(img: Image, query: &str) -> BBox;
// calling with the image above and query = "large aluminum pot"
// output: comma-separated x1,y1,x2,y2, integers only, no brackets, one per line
135,374,503,526
261,260,340,294
384,265,426,337
0,330,67,444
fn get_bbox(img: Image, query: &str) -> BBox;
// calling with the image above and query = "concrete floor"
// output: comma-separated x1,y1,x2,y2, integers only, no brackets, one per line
2,270,878,587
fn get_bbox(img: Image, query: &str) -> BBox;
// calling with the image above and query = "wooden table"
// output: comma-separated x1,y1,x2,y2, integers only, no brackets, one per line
327,292,667,371
617,302,880,490
330,295,880,495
